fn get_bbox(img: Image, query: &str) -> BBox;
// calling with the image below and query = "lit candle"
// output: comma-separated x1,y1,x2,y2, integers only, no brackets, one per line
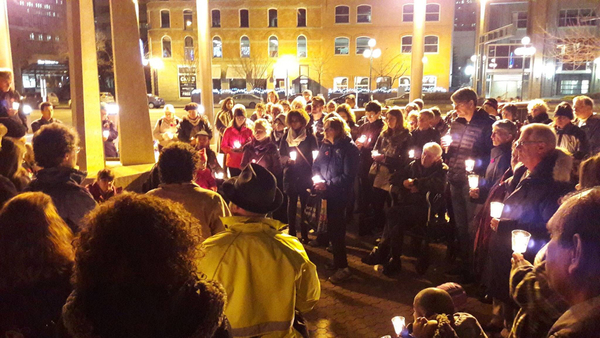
468,174,479,189
371,150,380,158
408,149,415,159
166,132,174,139
312,150,319,160
290,151,297,161
234,141,241,149
490,201,504,219
391,316,405,337
312,175,325,184
465,159,475,172
441,134,453,147
216,153,225,168
11,102,19,110
512,230,531,254
215,172,224,179
358,135,367,143
252,159,257,163
102,130,110,139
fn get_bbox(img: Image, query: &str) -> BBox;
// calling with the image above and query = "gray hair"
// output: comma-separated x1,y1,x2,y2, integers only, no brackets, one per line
493,119,517,138
423,142,443,159
521,123,556,147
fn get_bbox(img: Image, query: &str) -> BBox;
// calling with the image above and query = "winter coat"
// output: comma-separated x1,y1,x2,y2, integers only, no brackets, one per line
178,115,213,143
199,216,320,338
152,116,181,147
555,123,589,160
370,128,412,190
279,129,319,194
0,269,72,338
527,113,552,125
147,182,230,240
390,159,448,206
312,135,360,202
85,182,122,204
577,114,600,156
308,115,325,145
410,127,441,157
221,125,254,169
25,167,97,231
445,108,495,186
31,117,62,133
61,278,230,338
474,142,512,203
485,148,574,303
195,168,217,191
548,295,600,338
357,119,385,175
214,109,233,137
240,138,282,177
434,119,450,136
102,119,118,158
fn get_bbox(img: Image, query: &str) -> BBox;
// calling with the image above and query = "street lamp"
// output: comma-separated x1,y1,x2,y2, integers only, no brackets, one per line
515,36,536,100
276,55,298,98
363,38,381,92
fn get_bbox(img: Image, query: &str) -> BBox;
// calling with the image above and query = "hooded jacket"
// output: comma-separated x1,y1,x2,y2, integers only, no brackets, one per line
199,217,320,338
312,135,360,201
25,167,97,231
555,123,589,160
240,138,282,177
485,148,574,303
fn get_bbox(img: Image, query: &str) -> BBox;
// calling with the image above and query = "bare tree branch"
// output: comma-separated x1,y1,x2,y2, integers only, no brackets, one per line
372,49,408,87
540,13,600,68
234,56,274,89
311,51,333,94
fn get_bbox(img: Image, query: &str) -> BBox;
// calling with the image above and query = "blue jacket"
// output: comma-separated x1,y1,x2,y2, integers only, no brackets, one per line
312,135,360,201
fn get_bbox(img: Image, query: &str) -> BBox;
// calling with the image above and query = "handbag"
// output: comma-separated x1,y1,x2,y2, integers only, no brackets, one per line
303,192,327,234
370,161,393,192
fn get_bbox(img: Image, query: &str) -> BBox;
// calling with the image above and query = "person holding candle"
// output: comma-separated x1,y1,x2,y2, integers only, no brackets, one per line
221,104,254,177
280,109,318,243
356,101,386,236
152,104,180,151
270,112,287,147
485,124,574,333
177,103,213,144
336,103,359,140
444,87,495,282
411,109,441,158
312,114,360,284
241,119,282,178
308,96,326,145
100,103,119,158
0,69,28,134
193,130,223,185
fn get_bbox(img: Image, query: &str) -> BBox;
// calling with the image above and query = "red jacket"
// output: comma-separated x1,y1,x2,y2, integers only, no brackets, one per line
221,125,253,169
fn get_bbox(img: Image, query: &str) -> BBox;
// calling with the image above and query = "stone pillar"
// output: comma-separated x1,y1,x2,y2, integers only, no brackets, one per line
66,0,105,173
409,0,426,102
0,1,12,69
109,0,155,165
196,0,214,123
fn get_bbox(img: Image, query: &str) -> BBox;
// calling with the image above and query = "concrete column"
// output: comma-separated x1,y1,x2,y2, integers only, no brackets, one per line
409,0,426,102
196,0,214,123
109,0,155,165
0,1,12,69
66,0,105,173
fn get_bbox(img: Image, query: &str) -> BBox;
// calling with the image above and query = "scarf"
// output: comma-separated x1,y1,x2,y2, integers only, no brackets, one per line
185,114,202,127
286,127,307,147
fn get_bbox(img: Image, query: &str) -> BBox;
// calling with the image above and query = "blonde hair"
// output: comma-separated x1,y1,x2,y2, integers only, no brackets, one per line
324,113,351,138
527,99,549,114
253,118,272,136
291,96,307,110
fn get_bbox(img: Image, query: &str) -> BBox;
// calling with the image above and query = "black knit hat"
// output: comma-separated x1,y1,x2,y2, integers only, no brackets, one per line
222,163,283,214
554,102,574,120
483,98,498,111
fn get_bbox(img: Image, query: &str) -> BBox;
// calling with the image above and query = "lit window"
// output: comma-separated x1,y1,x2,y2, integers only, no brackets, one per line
240,36,250,58
401,36,412,53
213,37,222,58
333,77,348,90
46,34,52,41
29,32,35,40
184,36,194,61
357,5,371,23
26,2,32,7
268,9,277,27
356,37,370,54
160,10,170,28
297,8,307,27
335,6,349,24
184,10,193,30
269,36,278,58
403,4,413,22
297,35,307,58
212,9,220,28
424,35,439,53
162,36,172,58
354,77,369,90
334,37,349,55
38,34,43,41
426,4,440,21
240,9,249,27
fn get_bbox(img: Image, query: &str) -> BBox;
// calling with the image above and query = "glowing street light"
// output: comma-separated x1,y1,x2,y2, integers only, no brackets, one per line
514,36,536,99
363,38,381,91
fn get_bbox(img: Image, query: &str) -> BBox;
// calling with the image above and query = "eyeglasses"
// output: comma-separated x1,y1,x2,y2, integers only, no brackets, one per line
74,146,81,154
514,140,543,148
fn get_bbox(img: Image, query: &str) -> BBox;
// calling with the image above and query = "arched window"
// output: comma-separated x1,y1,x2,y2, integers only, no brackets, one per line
297,35,307,58
269,36,278,58
426,4,440,21
334,77,348,90
401,36,412,53
402,4,413,22
240,36,250,58
160,10,170,28
212,9,220,27
424,35,439,53
183,9,193,30
357,5,372,23
162,36,172,58
184,36,194,61
213,36,222,58
334,37,349,55
356,36,370,54
335,5,349,23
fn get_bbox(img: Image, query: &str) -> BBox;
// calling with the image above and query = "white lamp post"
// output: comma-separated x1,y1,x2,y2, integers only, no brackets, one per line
515,36,536,100
363,38,381,92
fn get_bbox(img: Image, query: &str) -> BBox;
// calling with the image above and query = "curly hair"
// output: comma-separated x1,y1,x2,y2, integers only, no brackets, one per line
72,193,203,292
219,97,234,112
286,109,310,128
324,113,351,138
527,99,549,115
158,142,200,184
336,103,356,126
32,123,79,168
0,192,74,290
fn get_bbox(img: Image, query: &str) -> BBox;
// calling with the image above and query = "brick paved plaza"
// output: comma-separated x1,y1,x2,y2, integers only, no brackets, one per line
302,219,493,338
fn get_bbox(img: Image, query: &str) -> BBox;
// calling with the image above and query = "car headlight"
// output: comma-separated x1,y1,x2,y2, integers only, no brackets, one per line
22,104,33,115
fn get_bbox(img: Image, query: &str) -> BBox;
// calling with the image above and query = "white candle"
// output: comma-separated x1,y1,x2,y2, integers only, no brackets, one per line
234,141,241,149
11,102,19,110
312,175,325,184
512,230,531,254
358,135,367,143
102,130,110,138
468,174,479,189
312,150,319,160
371,150,380,158
391,316,405,336
216,153,225,168
490,201,504,219
215,172,224,179
290,151,297,161
166,132,174,140
409,149,415,159
465,159,475,172
252,159,257,163
441,134,453,147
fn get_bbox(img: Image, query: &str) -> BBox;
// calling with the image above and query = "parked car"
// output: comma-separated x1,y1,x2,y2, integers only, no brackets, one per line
100,92,115,103
330,92,372,108
147,93,165,109
47,92,60,107
219,93,262,109
20,93,43,115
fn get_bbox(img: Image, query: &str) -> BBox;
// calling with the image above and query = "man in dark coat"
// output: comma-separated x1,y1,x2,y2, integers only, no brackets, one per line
411,109,441,158
486,124,574,332
445,87,495,281
31,102,62,133
25,124,96,231
573,95,600,156
553,102,589,161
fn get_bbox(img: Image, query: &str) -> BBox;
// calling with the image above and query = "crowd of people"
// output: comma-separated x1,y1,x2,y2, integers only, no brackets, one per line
2,63,600,337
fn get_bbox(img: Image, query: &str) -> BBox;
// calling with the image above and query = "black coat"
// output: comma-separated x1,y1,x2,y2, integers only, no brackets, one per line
279,130,318,194
312,135,360,201
102,119,119,158
410,127,441,157
527,112,552,125
241,138,282,177
372,128,412,173
357,119,385,175
475,142,512,202
485,149,574,303
390,160,448,206
178,116,213,143
25,167,97,232
577,114,600,156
